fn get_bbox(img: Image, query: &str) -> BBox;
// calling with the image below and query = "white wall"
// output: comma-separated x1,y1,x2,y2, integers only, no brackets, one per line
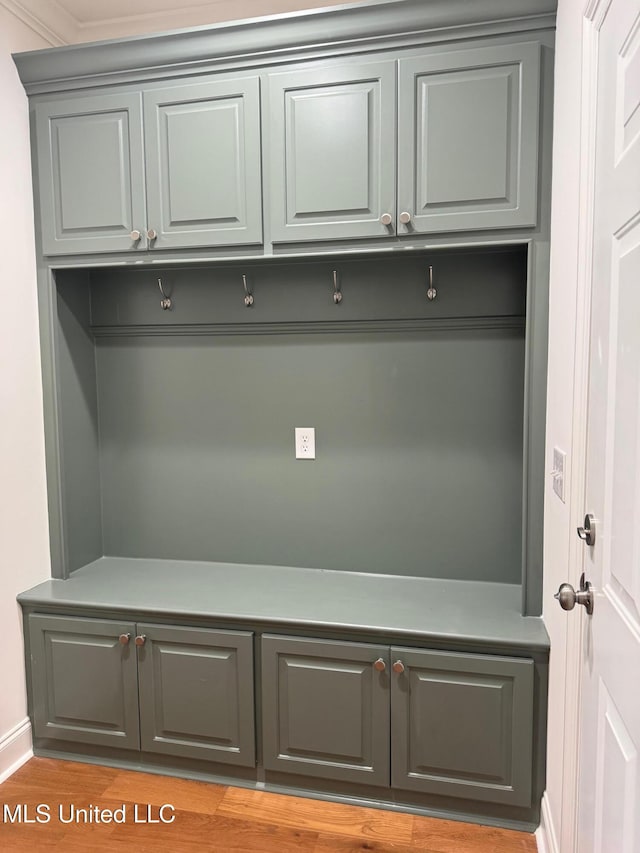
0,8,54,781
540,0,585,850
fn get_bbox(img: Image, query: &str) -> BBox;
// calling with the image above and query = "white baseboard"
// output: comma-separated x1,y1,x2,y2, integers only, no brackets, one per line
536,791,561,853
0,717,33,783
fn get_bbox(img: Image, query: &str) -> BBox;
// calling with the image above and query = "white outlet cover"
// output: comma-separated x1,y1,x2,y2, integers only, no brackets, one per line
295,427,316,460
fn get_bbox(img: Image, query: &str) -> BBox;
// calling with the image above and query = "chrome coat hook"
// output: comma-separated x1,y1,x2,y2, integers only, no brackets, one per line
158,278,172,310
332,269,342,304
427,265,437,301
242,274,254,307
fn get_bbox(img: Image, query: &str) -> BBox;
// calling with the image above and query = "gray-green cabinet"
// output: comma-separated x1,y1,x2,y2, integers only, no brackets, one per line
262,635,534,806
35,76,263,255
27,614,256,767
268,41,541,242
267,61,397,242
397,42,541,234
262,635,390,786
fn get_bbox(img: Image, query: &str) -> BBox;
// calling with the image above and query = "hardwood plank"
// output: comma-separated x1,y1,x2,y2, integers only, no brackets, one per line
411,816,537,853
313,833,440,853
2,757,119,796
101,769,226,815
218,787,415,844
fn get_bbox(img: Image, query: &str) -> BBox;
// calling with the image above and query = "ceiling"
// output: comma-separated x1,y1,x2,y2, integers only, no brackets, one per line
7,0,369,46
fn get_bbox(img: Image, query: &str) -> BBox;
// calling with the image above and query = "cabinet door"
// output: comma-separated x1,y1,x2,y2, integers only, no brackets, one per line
262,635,389,786
390,647,534,806
398,42,541,234
137,624,255,766
34,93,146,255
268,61,396,242
27,614,140,749
143,76,263,249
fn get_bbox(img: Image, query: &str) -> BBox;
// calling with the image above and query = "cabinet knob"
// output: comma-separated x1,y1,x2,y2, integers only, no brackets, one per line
392,660,405,674
129,230,141,242
373,658,386,672
147,229,157,241
118,633,131,645
380,213,393,227
134,634,146,647
399,211,412,225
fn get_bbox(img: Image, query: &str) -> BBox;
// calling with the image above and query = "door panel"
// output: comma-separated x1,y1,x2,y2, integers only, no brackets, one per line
35,93,146,255
577,1,640,850
268,61,396,242
262,634,389,785
398,42,540,233
28,614,139,749
137,624,255,766
144,77,263,249
391,647,534,806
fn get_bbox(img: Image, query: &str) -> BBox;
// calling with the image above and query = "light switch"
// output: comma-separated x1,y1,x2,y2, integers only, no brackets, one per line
551,447,566,502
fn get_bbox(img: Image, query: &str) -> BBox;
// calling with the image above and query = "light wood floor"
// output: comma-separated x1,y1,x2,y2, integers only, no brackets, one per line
0,758,537,852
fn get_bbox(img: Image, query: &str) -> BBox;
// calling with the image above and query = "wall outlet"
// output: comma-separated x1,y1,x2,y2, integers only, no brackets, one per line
295,427,316,460
551,447,566,502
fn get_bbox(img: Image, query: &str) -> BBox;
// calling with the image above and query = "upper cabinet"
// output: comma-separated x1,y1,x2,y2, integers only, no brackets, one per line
267,61,397,242
35,76,263,255
268,41,541,242
397,42,541,234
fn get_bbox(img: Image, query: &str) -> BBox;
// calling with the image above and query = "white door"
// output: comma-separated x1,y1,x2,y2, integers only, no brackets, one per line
576,0,640,850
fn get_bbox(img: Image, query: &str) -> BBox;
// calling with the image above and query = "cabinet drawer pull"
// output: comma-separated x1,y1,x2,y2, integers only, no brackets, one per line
399,211,412,225
380,213,393,226
392,660,405,674
118,633,131,645
134,634,146,647
129,230,141,242
373,658,386,672
147,228,157,241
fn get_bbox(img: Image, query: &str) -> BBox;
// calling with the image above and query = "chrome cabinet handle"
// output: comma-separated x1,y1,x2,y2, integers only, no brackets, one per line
129,230,141,242
373,658,386,672
146,229,157,241
134,634,147,647
392,660,405,674
380,213,393,226
118,633,131,645
399,211,412,225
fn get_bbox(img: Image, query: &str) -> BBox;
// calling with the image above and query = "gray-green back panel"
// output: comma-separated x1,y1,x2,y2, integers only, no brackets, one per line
28,614,140,750
143,76,263,249
34,92,147,255
268,60,396,242
137,623,255,766
397,42,540,233
390,647,533,806
262,634,390,786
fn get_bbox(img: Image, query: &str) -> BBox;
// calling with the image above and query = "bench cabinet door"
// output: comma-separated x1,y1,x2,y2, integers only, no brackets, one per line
397,42,541,234
390,647,534,806
34,92,146,255
268,61,396,242
27,614,140,749
137,623,255,766
262,634,390,786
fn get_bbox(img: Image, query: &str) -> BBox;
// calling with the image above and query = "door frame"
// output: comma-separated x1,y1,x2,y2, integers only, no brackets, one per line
550,2,610,852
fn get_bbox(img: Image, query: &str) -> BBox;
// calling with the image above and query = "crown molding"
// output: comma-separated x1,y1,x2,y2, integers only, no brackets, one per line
13,0,557,93
0,0,77,46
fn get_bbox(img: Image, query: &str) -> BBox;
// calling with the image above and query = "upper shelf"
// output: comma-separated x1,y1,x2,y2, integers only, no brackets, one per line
12,0,557,92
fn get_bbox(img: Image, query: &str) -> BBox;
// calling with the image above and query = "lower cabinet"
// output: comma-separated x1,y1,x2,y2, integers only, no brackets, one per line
262,635,534,807
27,614,255,767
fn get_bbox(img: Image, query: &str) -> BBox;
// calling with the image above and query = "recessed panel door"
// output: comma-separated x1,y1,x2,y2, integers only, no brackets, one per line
28,614,140,749
262,634,389,785
137,624,255,766
144,76,263,249
268,61,396,242
35,93,146,255
390,647,534,806
398,42,541,234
